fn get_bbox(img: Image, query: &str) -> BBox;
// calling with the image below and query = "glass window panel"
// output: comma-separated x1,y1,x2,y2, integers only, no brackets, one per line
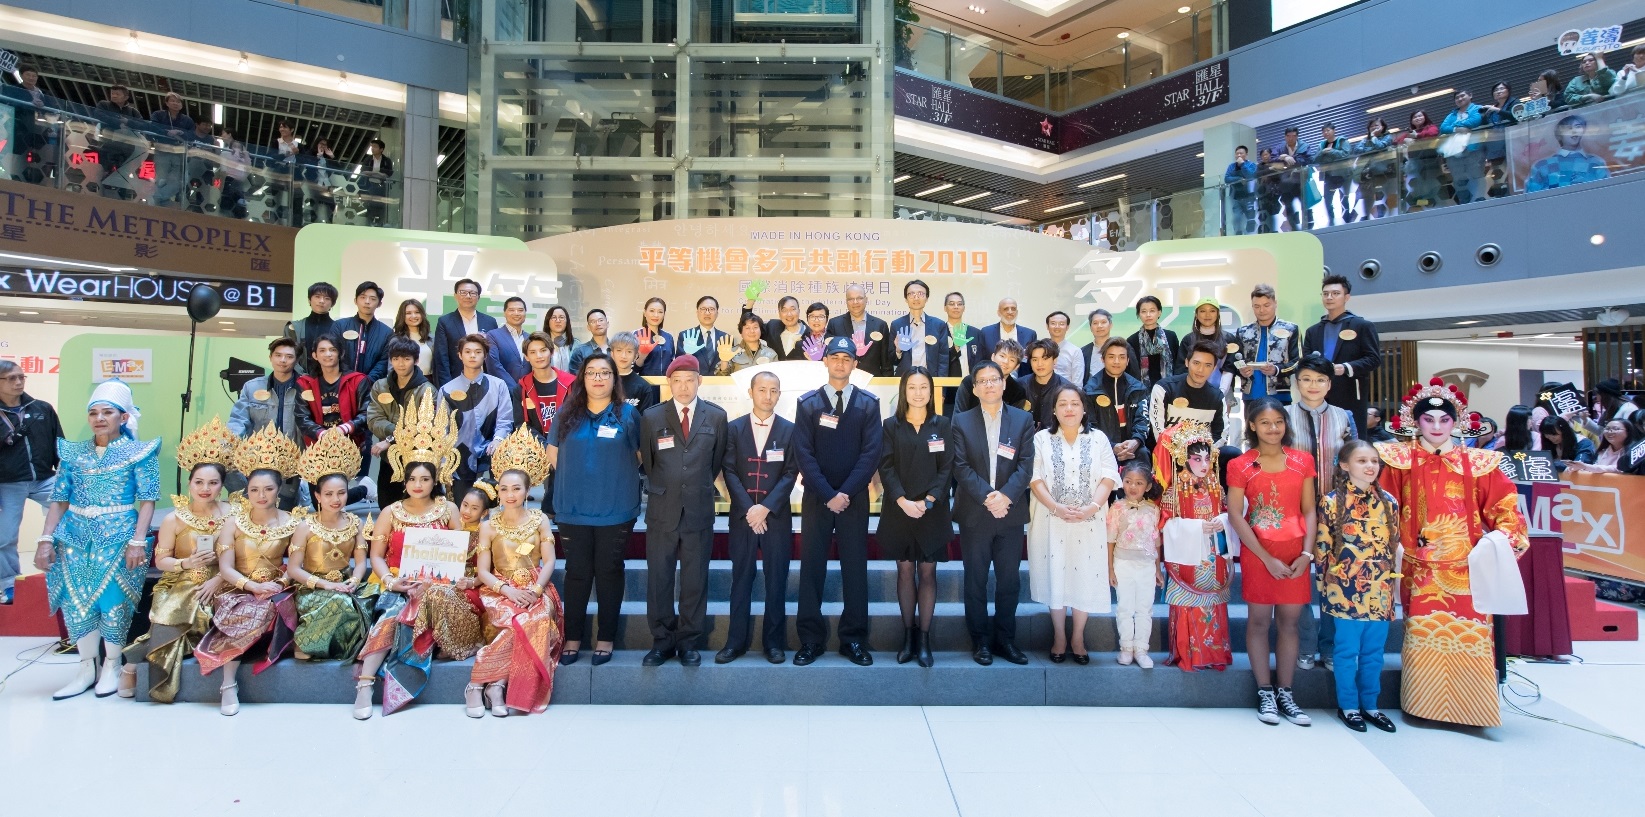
689,59,871,160
491,55,677,158
490,170,675,236
688,172,873,218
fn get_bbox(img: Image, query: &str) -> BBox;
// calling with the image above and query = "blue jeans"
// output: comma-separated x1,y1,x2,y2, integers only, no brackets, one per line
0,477,55,590
1330,617,1389,711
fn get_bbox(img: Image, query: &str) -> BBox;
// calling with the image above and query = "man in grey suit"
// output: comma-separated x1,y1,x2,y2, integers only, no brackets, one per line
951,360,1037,666
639,355,730,667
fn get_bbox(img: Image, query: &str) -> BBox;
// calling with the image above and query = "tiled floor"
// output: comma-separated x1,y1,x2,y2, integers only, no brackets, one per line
2,615,1642,817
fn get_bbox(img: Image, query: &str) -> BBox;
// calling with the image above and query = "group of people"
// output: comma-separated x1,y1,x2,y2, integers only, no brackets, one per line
1223,47,1640,234
13,270,1538,733
1,65,394,226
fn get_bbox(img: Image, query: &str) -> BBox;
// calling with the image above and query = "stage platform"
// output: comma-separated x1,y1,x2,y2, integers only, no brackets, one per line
133,560,1402,709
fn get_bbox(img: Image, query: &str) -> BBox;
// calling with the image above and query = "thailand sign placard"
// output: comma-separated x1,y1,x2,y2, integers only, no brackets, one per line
397,528,471,583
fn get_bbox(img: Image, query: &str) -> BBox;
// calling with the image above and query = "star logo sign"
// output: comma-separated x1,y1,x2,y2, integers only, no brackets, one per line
1040,117,1054,136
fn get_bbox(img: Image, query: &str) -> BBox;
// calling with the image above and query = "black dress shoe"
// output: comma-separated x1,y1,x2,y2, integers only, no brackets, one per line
590,650,612,667
915,630,934,668
714,647,745,665
1337,708,1368,732
679,649,702,667
1362,711,1397,733
559,650,581,666
764,647,786,664
972,644,993,666
896,627,916,664
994,641,1029,665
838,641,873,666
1070,652,1090,666
1049,651,1066,664
641,647,674,667
793,644,825,666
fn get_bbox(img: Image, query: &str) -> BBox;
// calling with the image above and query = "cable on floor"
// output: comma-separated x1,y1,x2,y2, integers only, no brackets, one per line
0,640,73,697
1499,666,1645,750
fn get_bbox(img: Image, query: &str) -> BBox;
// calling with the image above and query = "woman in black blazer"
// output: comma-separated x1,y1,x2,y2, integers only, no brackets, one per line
876,368,954,668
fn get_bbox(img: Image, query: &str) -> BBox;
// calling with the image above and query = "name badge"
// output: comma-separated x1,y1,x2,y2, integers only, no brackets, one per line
1339,329,1358,341
657,435,675,450
597,425,619,439
767,448,784,463
927,438,945,453
819,414,839,429
997,443,1016,460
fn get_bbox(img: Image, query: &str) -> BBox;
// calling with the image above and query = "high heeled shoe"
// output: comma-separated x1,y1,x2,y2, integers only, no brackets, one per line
116,665,137,699
485,682,508,718
353,675,376,720
464,683,485,718
219,682,239,716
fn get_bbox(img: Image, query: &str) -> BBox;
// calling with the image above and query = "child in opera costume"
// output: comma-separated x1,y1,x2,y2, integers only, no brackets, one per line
1154,420,1232,672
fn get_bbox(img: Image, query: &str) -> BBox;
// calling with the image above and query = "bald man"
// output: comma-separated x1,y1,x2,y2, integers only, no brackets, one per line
825,284,893,377
978,298,1037,378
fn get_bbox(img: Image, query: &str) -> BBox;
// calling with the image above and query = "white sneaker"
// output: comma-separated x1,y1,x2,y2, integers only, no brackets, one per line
1297,655,1317,671
1117,650,1134,665
1135,652,1154,669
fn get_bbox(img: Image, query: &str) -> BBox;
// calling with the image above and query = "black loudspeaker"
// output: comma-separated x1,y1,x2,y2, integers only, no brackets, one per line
219,357,265,393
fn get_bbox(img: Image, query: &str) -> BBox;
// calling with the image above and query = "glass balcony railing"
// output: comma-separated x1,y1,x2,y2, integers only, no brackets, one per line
0,94,403,230
896,2,1225,112
1018,91,1639,247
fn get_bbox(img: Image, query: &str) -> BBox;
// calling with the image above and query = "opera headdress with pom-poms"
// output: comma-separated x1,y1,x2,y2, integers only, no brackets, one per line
297,427,365,485
231,422,300,479
490,425,551,486
387,393,460,486
1391,376,1490,438
176,416,238,472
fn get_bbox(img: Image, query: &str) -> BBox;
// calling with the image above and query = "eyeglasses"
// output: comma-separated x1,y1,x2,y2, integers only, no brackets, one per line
1,374,24,382
974,378,1004,387
457,289,480,297
585,371,614,380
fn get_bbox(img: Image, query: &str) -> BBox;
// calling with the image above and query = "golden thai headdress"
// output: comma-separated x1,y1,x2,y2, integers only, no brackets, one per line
490,425,550,486
387,393,459,486
297,427,364,485
232,422,300,479
176,416,238,472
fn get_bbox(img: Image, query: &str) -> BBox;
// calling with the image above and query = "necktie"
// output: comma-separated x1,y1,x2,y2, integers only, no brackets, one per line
834,389,845,415
681,406,691,441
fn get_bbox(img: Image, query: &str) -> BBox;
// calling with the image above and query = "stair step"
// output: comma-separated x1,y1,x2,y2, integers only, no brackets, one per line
136,652,1402,709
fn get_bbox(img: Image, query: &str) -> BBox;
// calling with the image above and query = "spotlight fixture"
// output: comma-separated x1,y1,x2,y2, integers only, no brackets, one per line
1117,32,1130,39
967,4,987,13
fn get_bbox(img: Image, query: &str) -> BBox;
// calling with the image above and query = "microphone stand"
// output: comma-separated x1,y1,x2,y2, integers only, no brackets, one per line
177,315,200,494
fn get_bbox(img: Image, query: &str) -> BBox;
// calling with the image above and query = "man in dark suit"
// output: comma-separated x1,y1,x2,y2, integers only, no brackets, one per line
484,296,532,382
825,284,893,377
1303,273,1380,440
333,281,393,383
977,297,1036,378
792,337,884,666
1078,309,1140,381
951,361,1037,665
942,291,986,375
433,277,498,386
639,355,730,667
889,279,951,377
675,295,732,373
718,371,798,664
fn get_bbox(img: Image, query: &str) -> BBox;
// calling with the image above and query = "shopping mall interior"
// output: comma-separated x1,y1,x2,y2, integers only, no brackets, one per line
1,1,1643,815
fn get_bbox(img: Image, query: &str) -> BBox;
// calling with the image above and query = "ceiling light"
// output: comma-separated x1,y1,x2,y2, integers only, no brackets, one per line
218,320,235,325
991,198,1030,211
1366,88,1454,114
43,320,61,324
915,183,954,197
1455,320,1481,325
953,192,990,205
1117,32,1130,39
1591,234,1605,245
1023,75,1033,80
222,327,237,332
1076,173,1126,189
436,153,447,166
1178,5,1192,12
212,103,225,123
19,310,38,315
1194,152,1204,157
893,174,912,183
0,253,136,272
1045,201,1086,213
967,4,987,13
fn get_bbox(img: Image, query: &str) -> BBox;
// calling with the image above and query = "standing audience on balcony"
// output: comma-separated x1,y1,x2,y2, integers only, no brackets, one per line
1354,118,1398,219
1315,123,1354,225
1482,82,1518,196
1223,145,1258,235
1612,46,1645,97
1439,90,1490,205
1256,147,1284,233
1565,52,1617,108
1398,109,1441,211
1275,126,1312,231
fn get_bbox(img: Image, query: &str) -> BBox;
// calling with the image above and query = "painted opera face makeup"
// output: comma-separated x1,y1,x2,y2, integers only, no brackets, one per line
1418,411,1455,447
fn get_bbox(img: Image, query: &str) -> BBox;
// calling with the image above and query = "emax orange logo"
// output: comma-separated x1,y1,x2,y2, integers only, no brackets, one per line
1557,482,1624,554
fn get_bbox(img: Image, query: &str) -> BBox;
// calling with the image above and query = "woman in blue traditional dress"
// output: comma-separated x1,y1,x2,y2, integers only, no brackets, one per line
34,380,161,700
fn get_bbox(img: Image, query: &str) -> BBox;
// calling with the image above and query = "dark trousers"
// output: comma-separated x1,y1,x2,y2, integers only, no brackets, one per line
959,521,1024,645
796,492,870,647
376,455,406,509
645,525,713,651
1278,184,1310,231
560,520,634,644
725,519,794,652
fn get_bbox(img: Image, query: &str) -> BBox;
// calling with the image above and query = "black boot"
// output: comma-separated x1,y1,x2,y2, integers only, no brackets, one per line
896,626,916,664
916,629,934,668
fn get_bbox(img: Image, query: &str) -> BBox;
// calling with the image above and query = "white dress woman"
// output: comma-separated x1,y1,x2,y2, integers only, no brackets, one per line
1027,397,1121,632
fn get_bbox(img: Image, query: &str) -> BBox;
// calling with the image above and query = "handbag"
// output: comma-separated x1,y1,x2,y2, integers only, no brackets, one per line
1302,166,1323,209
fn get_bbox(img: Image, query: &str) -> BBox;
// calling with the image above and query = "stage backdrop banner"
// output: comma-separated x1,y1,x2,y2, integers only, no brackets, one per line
0,178,294,282
1560,470,1645,585
525,221,1323,347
